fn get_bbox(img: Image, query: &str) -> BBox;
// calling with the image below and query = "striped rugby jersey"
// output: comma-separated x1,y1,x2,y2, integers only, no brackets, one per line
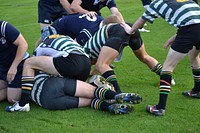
34,35,89,58
142,0,200,27
83,24,111,59
31,71,50,106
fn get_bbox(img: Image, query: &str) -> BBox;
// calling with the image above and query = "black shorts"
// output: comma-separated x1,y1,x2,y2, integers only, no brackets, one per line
0,60,25,88
38,1,68,24
53,54,91,81
106,24,143,53
171,24,200,53
40,77,79,110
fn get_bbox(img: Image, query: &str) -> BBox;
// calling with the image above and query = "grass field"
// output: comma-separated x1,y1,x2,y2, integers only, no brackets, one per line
0,0,200,133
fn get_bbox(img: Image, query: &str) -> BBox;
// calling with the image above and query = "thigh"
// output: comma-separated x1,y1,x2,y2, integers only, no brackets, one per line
24,56,60,76
96,46,118,74
163,48,186,72
97,46,119,65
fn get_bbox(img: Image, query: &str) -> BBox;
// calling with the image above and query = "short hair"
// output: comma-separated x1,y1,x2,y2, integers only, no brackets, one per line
102,15,122,26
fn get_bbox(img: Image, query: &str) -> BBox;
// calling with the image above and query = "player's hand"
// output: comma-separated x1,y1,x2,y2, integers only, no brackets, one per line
163,35,176,49
7,67,17,84
120,22,135,34
85,11,97,17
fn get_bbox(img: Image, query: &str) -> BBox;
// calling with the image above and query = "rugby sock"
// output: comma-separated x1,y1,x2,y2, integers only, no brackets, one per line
192,69,200,93
94,86,116,100
19,76,34,106
157,71,171,109
102,70,122,93
90,98,110,111
151,63,162,75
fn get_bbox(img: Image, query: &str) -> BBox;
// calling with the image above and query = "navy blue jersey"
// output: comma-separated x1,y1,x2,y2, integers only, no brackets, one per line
52,13,103,45
0,21,20,67
80,0,116,15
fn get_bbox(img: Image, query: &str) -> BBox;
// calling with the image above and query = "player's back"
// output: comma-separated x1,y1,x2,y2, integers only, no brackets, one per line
52,13,103,39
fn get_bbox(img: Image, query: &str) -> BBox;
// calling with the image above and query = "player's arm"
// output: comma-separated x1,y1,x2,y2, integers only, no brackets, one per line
71,0,97,16
109,7,125,22
121,17,146,34
59,0,74,14
71,0,88,13
4,22,28,83
8,34,28,83
163,34,177,49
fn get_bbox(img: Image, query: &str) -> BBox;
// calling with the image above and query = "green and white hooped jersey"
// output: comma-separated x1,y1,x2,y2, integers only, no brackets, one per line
35,35,89,58
142,0,200,28
31,72,50,106
83,24,111,59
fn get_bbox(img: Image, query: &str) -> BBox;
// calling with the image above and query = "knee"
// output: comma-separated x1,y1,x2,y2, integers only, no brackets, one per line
24,58,33,69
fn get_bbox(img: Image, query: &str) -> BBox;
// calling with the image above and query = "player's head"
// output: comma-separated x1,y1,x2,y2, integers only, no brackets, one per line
101,14,122,27
41,25,57,41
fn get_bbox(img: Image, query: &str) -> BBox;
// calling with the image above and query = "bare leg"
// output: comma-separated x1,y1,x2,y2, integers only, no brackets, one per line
188,47,200,68
7,87,21,103
75,80,96,99
133,44,158,69
95,46,122,93
95,46,118,74
162,48,186,71
78,97,91,107
23,56,60,77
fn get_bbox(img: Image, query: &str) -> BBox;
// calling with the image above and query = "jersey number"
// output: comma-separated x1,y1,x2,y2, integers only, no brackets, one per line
79,14,97,22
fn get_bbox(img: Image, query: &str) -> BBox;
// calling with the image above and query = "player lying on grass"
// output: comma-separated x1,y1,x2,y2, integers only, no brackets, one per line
121,0,200,116
6,71,142,114
83,22,175,94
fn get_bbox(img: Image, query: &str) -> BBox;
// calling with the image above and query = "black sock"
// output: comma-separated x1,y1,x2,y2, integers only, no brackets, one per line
151,63,162,76
102,70,122,93
90,98,111,111
94,86,116,100
19,76,34,106
157,71,172,109
192,69,200,93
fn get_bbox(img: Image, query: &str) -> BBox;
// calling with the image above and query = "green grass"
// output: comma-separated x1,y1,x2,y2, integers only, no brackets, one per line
0,0,200,133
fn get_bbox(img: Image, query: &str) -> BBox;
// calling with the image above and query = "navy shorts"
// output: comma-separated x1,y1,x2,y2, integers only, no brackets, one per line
38,1,68,24
0,60,25,88
53,54,91,81
171,24,200,53
40,76,79,110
